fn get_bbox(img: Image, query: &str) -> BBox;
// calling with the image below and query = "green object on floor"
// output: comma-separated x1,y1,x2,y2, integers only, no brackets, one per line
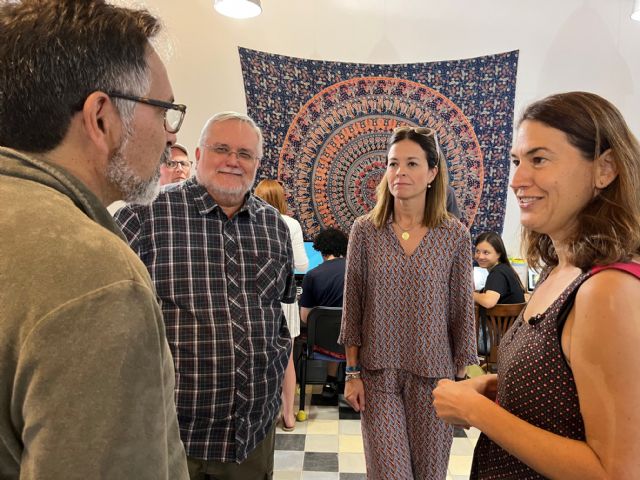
467,364,486,378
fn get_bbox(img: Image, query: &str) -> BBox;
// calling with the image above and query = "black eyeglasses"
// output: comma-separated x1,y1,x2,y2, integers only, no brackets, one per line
107,92,187,134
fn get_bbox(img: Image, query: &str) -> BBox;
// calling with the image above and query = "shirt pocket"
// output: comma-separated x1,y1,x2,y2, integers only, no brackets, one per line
247,254,287,301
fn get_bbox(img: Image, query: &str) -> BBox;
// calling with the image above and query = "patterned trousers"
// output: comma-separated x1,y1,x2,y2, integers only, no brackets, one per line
361,369,453,479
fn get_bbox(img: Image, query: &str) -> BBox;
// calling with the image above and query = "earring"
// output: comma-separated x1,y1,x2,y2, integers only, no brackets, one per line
427,184,432,189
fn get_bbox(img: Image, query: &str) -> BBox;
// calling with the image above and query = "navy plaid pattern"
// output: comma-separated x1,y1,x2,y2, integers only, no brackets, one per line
114,179,296,462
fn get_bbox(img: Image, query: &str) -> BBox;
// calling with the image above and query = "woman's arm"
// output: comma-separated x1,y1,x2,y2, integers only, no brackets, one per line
339,219,367,412
565,269,640,478
448,232,478,375
344,345,365,412
473,290,500,309
288,217,309,272
435,268,640,479
338,219,366,348
474,267,510,308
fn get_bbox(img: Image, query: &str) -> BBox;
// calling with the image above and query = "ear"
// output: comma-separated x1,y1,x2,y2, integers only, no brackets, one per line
428,165,439,184
594,149,618,190
80,91,122,156
195,146,202,168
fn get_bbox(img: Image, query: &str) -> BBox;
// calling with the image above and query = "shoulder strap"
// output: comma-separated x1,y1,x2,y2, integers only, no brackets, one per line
590,262,640,279
558,262,640,334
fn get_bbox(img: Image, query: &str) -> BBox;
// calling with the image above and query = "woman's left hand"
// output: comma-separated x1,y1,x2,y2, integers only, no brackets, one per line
432,378,481,428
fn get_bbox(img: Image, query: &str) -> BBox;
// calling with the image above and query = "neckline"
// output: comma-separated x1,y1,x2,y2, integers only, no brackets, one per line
522,270,589,325
388,222,428,257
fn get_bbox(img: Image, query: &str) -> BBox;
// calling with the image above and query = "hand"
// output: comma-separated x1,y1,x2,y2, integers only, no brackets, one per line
468,373,498,401
432,378,480,427
344,378,365,412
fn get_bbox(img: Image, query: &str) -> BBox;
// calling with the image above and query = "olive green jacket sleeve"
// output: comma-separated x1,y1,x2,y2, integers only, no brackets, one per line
11,281,188,480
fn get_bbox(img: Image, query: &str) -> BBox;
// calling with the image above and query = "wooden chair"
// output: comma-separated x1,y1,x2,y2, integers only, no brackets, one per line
296,306,345,421
478,302,526,372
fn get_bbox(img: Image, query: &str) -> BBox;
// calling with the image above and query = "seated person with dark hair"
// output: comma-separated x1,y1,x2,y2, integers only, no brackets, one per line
473,231,526,309
299,227,349,398
473,231,526,358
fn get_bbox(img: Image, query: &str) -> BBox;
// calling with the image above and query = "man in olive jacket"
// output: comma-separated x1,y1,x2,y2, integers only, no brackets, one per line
0,1,189,478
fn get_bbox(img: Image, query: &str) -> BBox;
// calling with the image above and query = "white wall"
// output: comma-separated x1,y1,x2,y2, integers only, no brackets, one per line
144,0,640,255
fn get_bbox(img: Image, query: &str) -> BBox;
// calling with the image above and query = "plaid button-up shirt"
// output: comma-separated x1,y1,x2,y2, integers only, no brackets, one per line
114,179,296,462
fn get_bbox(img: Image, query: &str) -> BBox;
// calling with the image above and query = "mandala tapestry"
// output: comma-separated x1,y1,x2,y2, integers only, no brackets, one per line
239,48,519,241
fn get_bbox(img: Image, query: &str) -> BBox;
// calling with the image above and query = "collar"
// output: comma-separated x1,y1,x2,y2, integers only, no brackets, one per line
188,177,258,222
0,146,125,240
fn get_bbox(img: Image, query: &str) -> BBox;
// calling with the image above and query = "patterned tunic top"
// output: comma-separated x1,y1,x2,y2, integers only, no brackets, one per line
338,216,477,377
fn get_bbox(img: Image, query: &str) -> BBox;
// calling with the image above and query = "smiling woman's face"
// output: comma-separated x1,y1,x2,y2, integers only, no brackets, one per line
510,120,597,243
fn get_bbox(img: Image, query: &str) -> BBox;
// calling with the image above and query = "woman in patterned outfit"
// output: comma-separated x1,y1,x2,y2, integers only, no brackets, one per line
433,92,640,479
339,127,478,479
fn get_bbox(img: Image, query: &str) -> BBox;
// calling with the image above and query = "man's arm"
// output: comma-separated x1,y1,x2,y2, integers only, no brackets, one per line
16,281,188,479
113,205,144,256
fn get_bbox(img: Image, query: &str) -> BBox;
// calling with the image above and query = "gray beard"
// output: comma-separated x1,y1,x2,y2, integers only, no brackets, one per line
107,139,166,205
197,172,255,207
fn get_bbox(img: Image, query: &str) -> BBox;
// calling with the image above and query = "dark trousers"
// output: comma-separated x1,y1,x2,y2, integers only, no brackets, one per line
186,425,276,480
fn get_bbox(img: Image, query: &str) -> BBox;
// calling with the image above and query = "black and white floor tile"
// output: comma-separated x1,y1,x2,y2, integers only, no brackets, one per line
274,387,478,479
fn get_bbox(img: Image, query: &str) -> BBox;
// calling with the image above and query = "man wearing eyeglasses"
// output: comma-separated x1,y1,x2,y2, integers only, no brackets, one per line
160,143,193,186
115,111,295,480
0,1,188,479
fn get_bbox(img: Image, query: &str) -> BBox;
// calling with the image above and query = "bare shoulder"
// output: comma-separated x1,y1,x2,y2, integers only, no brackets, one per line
573,265,640,339
570,263,640,477
578,265,640,307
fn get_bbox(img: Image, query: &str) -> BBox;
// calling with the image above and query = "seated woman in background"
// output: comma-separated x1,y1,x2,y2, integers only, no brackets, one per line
254,179,308,432
473,231,525,309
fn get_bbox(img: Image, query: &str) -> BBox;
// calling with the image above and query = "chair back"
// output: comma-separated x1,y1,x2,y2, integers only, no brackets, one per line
481,302,526,370
306,306,344,357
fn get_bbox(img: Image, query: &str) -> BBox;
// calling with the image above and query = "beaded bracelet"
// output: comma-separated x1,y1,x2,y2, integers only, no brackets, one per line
345,372,362,382
345,365,361,373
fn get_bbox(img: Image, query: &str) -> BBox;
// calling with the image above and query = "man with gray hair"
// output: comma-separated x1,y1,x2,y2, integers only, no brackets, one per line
0,0,188,478
115,112,295,479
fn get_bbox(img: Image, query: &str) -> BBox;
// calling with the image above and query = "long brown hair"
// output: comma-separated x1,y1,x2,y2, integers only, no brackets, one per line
254,179,287,214
369,127,449,229
519,92,640,270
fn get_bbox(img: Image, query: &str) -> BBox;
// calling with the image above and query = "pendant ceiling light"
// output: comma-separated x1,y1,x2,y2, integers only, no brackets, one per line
214,0,262,19
633,0,640,21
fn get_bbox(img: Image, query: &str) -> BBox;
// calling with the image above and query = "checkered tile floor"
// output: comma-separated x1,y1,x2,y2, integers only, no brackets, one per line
274,386,479,479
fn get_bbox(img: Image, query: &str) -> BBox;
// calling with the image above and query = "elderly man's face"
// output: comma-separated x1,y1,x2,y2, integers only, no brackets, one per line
159,147,191,185
195,119,260,205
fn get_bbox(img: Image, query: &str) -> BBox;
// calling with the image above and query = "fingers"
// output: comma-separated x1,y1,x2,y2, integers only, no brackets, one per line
359,390,365,412
436,378,454,388
345,394,360,412
345,381,365,412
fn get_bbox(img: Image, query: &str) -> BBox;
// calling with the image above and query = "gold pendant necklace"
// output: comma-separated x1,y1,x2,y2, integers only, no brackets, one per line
395,221,419,241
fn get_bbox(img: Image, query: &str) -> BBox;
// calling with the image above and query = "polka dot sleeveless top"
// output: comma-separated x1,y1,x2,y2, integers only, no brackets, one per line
470,271,589,479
